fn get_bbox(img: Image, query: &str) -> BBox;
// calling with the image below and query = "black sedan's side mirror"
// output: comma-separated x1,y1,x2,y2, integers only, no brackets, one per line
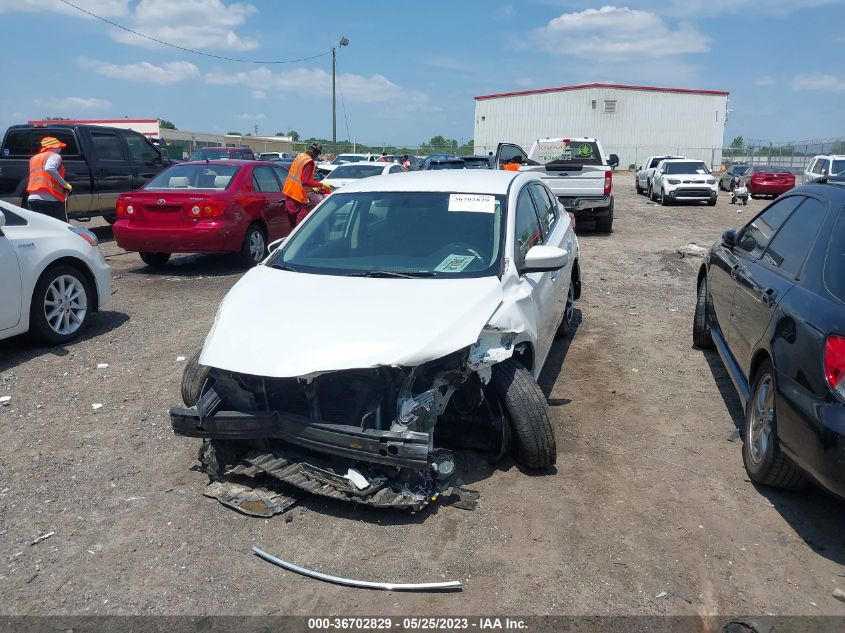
722,229,737,247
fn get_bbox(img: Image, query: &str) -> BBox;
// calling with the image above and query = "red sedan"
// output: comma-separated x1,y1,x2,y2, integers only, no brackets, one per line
739,165,796,199
113,160,292,267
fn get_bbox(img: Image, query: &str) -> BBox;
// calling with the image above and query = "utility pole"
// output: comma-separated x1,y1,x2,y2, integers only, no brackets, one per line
333,36,349,156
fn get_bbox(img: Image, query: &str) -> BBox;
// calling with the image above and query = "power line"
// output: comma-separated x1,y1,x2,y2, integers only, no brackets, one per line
58,0,330,65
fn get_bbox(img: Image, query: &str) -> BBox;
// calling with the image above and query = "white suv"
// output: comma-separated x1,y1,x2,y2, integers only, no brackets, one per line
651,159,717,206
804,155,845,183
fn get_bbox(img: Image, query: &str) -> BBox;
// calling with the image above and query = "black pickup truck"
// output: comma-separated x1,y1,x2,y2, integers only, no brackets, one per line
0,124,170,222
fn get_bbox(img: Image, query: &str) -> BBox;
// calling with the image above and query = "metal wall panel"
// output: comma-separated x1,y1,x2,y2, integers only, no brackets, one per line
474,86,728,169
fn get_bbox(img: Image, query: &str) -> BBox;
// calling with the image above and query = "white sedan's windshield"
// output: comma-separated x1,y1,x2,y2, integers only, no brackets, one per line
273,191,505,278
328,164,384,179
332,154,366,165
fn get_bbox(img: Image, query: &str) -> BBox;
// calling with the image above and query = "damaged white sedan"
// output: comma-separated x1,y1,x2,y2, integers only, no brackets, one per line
170,170,581,510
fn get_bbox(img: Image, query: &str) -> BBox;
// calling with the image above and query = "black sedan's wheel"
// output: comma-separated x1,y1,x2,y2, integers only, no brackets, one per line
693,276,714,349
741,359,807,490
239,224,266,267
491,359,556,470
29,264,92,344
140,252,170,267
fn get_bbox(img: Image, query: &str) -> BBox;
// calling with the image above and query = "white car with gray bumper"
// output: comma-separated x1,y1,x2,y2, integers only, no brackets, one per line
0,202,112,344
651,158,718,206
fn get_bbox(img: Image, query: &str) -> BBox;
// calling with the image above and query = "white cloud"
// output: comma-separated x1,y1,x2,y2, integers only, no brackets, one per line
34,96,112,111
755,76,776,86
531,5,710,60
251,90,266,100
206,66,435,110
790,73,845,92
0,0,128,16
234,112,265,121
110,0,258,51
79,57,199,84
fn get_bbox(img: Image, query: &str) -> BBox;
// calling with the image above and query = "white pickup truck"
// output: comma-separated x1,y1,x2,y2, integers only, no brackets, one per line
495,138,619,233
635,154,685,196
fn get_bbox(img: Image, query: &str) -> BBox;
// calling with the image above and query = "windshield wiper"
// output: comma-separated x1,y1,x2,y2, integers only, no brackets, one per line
344,271,437,278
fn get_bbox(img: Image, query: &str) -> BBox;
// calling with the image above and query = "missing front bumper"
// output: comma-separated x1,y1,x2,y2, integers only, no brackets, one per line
170,404,431,470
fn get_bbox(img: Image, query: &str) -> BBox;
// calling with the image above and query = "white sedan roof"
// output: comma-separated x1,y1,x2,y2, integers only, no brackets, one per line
336,169,530,195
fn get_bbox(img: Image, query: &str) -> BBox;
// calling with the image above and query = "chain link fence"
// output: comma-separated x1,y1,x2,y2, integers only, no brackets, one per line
721,137,845,173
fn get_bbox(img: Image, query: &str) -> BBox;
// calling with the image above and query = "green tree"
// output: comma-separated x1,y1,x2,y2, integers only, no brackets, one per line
159,119,177,130
730,136,744,148
227,131,242,136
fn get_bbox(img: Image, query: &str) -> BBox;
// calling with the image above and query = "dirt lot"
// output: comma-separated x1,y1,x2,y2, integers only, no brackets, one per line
1,176,844,617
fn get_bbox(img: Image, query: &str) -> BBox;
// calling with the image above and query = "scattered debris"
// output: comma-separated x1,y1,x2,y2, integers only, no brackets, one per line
92,403,103,411
444,486,480,511
727,429,741,443
204,480,298,518
677,244,707,258
343,468,369,491
176,356,186,362
96,363,109,369
125,496,145,502
720,619,774,633
833,587,845,603
25,573,38,584
0,396,10,406
284,511,293,524
655,591,668,599
251,545,462,592
30,532,55,546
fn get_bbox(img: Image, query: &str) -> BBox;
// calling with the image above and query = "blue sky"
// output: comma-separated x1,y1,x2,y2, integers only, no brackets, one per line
0,0,842,146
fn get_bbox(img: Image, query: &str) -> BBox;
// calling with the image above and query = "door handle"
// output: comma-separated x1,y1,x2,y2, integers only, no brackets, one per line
761,287,777,305
550,272,558,282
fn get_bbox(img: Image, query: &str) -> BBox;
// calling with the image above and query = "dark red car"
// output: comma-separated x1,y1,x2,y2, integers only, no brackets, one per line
113,160,291,267
739,165,796,198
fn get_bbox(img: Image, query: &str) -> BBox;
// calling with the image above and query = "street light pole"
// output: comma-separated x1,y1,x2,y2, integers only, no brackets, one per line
332,36,349,156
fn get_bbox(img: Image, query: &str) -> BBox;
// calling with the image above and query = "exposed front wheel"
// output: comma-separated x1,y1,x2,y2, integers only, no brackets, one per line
29,265,93,344
491,359,557,470
741,359,807,490
708,197,717,206
181,349,211,407
660,188,671,206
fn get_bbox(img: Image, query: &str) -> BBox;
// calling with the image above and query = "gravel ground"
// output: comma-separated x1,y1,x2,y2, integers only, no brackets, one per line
1,176,844,617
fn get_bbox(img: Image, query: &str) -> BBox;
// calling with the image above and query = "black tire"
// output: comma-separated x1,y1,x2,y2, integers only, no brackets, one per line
660,188,671,206
103,214,117,225
741,359,807,490
140,252,170,267
693,276,714,349
29,264,93,345
648,183,656,201
635,178,643,194
708,197,717,206
595,201,614,233
556,279,576,337
239,224,267,267
491,359,556,469
181,349,211,407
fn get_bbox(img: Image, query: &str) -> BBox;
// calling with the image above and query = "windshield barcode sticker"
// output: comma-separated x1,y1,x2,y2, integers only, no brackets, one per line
448,194,495,213
435,254,475,272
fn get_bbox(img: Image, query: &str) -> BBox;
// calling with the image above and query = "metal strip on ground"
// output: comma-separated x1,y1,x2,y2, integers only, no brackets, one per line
251,546,462,592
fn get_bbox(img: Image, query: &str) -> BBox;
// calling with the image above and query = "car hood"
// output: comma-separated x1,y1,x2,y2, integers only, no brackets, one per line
200,266,504,378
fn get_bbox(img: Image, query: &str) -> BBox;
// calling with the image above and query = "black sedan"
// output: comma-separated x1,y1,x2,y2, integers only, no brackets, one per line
719,164,749,191
693,177,845,499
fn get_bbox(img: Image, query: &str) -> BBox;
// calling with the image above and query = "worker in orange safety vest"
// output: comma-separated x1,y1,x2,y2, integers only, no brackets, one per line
26,136,73,222
282,142,326,227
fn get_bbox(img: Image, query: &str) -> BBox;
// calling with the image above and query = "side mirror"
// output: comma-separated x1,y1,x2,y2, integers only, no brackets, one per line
608,153,619,167
637,165,642,171
521,245,570,273
0,210,6,228
268,236,288,253
821,169,828,176
722,229,737,248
